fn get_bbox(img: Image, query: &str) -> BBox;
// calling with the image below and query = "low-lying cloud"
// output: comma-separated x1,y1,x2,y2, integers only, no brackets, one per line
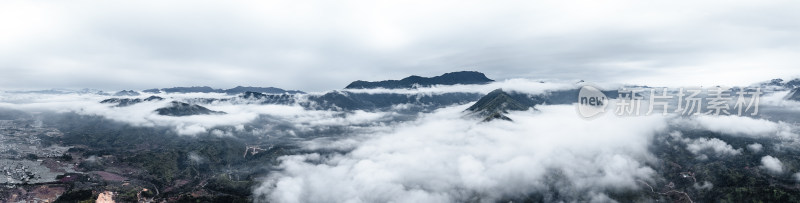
669,131,742,159
3,81,800,202
685,137,742,158
254,104,669,202
760,155,784,174
748,143,764,153
0,91,396,136
0,79,592,136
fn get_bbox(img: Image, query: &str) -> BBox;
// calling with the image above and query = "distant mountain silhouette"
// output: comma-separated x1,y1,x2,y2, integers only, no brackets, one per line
225,86,304,94
238,91,296,105
101,96,164,107
142,88,162,93
142,86,304,94
126,87,615,113
113,90,141,96
765,79,785,86
345,71,494,89
97,78,621,114
162,86,219,93
759,78,800,89
9,88,109,95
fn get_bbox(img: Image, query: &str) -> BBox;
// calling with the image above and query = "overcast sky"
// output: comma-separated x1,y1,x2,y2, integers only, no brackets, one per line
2,0,800,92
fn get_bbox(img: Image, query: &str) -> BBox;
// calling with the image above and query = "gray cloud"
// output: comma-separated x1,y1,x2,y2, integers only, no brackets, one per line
2,0,800,91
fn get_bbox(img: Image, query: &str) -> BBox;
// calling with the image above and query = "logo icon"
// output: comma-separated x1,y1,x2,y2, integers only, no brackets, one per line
577,85,608,118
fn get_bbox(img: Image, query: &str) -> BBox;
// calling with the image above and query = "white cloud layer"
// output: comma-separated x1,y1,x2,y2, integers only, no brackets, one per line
0,79,594,135
668,131,741,160
0,92,395,135
255,104,669,202
760,155,784,174
675,115,798,141
692,115,779,137
747,143,763,153
685,138,742,158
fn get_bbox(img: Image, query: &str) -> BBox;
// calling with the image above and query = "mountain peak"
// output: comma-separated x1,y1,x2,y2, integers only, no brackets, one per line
785,87,800,101
155,101,226,116
113,90,141,96
345,71,494,89
465,89,538,122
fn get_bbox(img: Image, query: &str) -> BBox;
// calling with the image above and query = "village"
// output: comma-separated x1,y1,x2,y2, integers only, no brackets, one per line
0,119,75,184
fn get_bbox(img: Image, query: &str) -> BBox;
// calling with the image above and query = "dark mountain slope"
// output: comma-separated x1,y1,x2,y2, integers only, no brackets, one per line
785,87,800,101
100,96,164,107
345,71,494,89
113,90,141,96
142,86,304,94
155,101,226,116
465,89,544,121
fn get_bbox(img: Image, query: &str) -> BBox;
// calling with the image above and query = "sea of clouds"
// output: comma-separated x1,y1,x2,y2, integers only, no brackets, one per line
248,85,800,202
0,79,604,136
2,79,800,202
254,104,671,202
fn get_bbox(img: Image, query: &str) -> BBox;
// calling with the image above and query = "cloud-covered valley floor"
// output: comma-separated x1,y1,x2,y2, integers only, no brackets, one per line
254,103,800,202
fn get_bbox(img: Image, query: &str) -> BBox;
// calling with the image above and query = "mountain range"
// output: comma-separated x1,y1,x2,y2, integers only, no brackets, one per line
97,71,625,116
100,96,164,107
345,71,494,89
142,86,304,94
760,78,800,89
99,72,800,119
